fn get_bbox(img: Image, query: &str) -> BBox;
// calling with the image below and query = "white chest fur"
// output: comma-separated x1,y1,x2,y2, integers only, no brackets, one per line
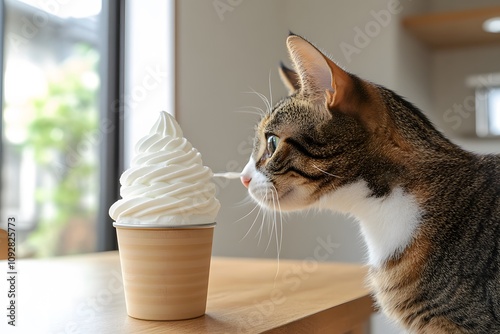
318,181,422,268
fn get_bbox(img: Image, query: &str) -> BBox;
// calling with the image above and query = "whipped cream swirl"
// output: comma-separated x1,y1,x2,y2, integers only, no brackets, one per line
109,111,220,225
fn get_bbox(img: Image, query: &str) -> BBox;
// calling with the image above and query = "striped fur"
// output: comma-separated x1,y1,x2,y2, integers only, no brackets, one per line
242,35,500,333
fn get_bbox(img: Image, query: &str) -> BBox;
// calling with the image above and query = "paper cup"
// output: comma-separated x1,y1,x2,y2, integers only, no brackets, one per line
0,229,7,260
114,222,215,321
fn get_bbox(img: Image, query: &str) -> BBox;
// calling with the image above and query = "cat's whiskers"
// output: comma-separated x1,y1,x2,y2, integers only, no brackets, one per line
265,188,277,252
270,185,283,282
312,164,343,179
240,202,264,242
235,199,261,224
234,106,267,117
256,190,269,245
237,183,284,282
234,196,255,207
242,187,270,242
257,185,284,261
271,185,284,256
268,69,274,112
245,89,273,115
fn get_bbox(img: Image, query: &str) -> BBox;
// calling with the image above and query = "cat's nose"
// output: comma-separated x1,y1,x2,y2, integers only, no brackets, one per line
241,175,251,188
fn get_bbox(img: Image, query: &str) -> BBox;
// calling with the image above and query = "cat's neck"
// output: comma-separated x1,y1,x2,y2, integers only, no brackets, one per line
317,180,422,268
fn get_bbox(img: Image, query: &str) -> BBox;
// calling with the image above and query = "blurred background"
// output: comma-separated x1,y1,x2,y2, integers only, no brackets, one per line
1,0,500,333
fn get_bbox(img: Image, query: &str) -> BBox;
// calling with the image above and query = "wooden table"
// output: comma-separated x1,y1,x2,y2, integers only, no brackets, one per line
1,251,373,333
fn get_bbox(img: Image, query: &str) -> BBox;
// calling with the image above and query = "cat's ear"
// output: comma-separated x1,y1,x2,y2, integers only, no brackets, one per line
286,35,352,109
278,62,300,95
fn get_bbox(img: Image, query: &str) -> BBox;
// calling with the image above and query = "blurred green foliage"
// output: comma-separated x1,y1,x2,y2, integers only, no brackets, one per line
21,45,99,257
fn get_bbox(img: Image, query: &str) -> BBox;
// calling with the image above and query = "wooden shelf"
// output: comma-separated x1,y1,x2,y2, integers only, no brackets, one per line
403,6,500,49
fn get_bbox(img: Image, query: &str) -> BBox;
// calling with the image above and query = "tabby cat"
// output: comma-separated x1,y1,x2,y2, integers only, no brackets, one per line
240,34,500,333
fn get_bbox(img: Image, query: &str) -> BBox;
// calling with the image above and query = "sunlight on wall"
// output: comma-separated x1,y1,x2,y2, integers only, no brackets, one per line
123,0,175,168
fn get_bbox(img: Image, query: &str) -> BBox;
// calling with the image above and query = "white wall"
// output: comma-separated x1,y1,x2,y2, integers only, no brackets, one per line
123,0,174,167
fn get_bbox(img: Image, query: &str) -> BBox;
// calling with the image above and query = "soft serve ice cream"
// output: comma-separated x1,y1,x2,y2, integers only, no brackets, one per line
109,111,220,225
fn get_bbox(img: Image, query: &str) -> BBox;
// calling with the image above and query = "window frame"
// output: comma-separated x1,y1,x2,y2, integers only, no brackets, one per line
97,0,125,251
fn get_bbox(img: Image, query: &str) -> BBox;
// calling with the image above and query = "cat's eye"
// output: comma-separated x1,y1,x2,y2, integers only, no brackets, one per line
267,135,280,156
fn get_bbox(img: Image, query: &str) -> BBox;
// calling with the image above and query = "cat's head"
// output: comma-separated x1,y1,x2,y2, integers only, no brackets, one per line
241,34,413,212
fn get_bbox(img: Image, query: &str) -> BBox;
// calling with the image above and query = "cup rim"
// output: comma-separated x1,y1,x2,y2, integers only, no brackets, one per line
113,222,216,229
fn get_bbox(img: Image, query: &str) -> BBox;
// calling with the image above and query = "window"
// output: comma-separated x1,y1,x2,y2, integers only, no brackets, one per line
468,73,500,137
486,87,500,136
0,0,123,257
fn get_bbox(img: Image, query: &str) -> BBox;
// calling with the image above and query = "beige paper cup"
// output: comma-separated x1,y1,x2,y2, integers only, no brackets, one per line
113,222,215,321
0,229,7,260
